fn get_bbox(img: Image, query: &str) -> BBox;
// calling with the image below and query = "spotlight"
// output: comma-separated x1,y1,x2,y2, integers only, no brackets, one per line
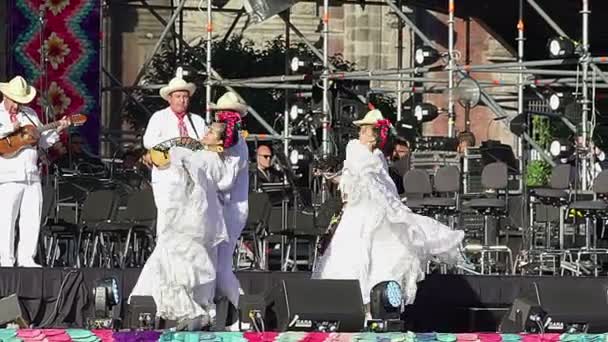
546,90,573,111
413,103,440,122
290,57,321,73
454,77,481,108
368,281,404,332
289,149,301,165
549,138,574,158
544,90,581,123
547,36,576,58
414,46,440,66
175,66,205,79
289,105,304,120
92,277,121,328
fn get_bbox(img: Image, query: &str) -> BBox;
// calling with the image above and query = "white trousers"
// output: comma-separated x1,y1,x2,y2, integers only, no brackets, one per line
0,181,42,267
151,181,182,239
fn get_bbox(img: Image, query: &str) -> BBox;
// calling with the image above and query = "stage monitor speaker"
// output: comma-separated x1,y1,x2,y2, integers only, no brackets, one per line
127,296,156,330
502,280,608,333
238,294,265,331
0,294,28,328
265,279,365,332
499,296,546,333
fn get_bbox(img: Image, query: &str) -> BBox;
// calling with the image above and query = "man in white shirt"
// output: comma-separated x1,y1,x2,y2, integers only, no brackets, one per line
0,76,69,267
142,77,207,239
211,92,250,310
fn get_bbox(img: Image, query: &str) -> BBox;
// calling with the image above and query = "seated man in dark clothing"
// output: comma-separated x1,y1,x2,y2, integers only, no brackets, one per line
387,138,411,195
250,145,283,189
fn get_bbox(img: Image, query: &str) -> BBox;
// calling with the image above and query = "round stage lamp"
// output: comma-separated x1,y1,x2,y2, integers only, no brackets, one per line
290,57,304,72
93,277,120,320
370,281,403,321
290,149,301,165
290,105,304,120
175,66,204,80
455,77,481,108
414,103,439,122
290,57,320,73
549,139,574,158
547,36,575,58
414,46,440,66
546,90,574,112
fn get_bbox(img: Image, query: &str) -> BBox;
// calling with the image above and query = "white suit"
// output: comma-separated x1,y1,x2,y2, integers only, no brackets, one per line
0,101,59,267
142,107,207,239
216,137,249,306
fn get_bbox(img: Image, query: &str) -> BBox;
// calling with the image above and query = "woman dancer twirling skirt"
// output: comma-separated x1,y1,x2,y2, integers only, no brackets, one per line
313,109,465,307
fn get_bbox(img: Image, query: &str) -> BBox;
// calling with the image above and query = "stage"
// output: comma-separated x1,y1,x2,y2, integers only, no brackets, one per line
2,268,608,332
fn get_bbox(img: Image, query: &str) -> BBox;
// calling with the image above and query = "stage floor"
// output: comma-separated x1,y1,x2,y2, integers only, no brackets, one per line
1,268,607,332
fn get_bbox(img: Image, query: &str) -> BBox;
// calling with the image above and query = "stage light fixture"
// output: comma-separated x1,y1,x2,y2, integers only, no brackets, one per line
454,77,481,108
368,281,404,332
546,90,574,111
94,277,120,319
290,57,321,73
414,103,440,122
547,36,576,58
414,46,440,66
549,139,574,158
289,149,301,165
175,66,205,80
289,105,304,120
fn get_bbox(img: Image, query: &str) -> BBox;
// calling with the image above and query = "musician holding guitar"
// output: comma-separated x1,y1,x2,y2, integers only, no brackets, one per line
142,77,207,239
0,76,71,267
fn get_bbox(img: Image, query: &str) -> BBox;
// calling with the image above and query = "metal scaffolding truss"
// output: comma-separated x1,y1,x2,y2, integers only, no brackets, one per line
104,0,607,205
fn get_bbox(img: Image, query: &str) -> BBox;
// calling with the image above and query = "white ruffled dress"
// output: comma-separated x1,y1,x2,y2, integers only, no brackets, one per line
313,140,464,305
129,147,229,320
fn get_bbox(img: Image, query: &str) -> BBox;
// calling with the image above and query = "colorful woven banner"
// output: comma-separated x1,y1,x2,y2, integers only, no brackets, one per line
8,0,101,153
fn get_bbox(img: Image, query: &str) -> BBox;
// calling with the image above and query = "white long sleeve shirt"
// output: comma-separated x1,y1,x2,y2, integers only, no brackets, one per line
143,107,207,185
0,101,59,183
217,137,250,227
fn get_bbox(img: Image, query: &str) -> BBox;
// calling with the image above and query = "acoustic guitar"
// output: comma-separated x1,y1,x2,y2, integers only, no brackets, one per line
0,114,87,157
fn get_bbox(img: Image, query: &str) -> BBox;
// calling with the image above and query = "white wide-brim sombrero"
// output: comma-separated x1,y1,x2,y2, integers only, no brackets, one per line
159,77,196,101
210,92,248,116
0,76,37,104
353,109,384,126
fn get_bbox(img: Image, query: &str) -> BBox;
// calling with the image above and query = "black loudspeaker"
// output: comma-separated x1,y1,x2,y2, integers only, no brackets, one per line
265,279,365,332
127,296,156,330
503,280,608,333
0,294,27,328
499,296,546,333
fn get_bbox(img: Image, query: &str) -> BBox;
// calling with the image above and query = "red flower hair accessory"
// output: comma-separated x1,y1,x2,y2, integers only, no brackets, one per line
374,119,391,149
217,111,242,149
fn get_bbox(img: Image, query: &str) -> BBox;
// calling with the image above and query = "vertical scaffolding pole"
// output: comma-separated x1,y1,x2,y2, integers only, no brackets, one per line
581,0,590,190
447,0,456,137
284,11,291,162
322,0,330,158
205,0,213,123
396,0,404,121
517,0,531,251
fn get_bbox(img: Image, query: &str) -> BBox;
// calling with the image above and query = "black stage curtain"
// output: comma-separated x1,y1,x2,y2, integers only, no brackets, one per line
2,269,607,331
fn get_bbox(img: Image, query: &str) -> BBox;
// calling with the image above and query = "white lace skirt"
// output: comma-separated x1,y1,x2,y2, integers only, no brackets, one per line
129,236,217,320
313,197,464,305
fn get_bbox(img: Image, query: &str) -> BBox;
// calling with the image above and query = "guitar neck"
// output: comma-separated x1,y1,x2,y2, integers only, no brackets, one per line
39,121,62,132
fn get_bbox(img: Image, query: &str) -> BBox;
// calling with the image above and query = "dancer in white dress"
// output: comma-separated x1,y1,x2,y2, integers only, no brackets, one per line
313,109,465,306
130,122,236,323
211,93,250,308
